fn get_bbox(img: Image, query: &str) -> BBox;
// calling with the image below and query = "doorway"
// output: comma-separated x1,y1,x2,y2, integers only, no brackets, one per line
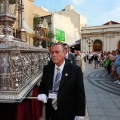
93,40,103,52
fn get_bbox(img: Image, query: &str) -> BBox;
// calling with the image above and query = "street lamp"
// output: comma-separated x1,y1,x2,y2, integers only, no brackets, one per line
86,39,93,53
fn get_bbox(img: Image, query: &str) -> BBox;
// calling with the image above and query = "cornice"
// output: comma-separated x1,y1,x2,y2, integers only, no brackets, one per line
81,31,120,36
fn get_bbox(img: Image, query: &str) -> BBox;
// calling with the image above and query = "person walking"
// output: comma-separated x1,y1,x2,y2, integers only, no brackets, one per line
93,53,99,69
37,43,85,120
76,50,86,74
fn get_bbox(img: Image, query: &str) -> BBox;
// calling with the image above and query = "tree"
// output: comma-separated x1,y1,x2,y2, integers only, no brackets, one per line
33,14,40,30
47,31,55,46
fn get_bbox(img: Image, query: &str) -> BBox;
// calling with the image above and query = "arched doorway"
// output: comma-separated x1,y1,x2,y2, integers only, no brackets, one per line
93,40,103,52
118,41,120,49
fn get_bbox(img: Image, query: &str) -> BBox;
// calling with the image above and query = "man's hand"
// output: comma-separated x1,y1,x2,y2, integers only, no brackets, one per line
74,116,84,120
37,94,47,103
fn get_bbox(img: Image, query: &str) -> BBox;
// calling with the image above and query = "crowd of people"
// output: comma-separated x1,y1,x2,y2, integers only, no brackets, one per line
74,49,120,85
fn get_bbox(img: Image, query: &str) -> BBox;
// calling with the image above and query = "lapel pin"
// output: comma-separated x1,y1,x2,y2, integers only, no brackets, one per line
65,73,68,76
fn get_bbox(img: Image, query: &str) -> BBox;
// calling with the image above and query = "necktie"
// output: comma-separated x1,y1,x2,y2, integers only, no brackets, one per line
52,68,61,110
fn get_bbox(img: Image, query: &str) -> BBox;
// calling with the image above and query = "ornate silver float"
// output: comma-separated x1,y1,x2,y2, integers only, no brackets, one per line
0,0,49,103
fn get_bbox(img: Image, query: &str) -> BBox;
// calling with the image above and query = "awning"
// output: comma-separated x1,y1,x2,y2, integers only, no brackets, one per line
70,39,81,47
23,20,35,35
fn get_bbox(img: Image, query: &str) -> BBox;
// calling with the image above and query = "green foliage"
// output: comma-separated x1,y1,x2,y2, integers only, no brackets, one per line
33,39,39,47
33,14,40,30
48,31,54,40
47,31,54,46
41,41,46,48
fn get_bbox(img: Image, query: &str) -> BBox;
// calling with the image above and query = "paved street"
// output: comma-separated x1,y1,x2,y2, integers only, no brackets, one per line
84,61,120,120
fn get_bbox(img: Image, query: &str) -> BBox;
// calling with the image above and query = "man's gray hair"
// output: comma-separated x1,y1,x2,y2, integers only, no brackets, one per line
51,43,65,52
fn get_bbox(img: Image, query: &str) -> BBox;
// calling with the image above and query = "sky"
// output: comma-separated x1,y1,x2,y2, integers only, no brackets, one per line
34,0,120,26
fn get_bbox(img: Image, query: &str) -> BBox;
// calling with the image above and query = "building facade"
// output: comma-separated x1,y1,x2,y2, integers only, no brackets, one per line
40,5,87,46
81,21,120,53
22,0,50,46
0,1,87,47
56,5,87,45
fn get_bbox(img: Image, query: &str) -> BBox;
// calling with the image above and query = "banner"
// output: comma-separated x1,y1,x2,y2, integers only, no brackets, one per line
55,29,65,42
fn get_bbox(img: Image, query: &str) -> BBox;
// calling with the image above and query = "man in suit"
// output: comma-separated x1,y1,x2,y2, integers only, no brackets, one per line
63,43,77,65
37,43,85,120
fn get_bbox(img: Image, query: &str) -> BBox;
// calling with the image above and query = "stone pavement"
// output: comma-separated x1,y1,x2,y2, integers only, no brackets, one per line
84,61,120,120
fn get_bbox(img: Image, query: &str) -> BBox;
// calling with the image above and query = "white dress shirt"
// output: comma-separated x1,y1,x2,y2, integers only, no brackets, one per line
53,60,65,83
65,52,68,59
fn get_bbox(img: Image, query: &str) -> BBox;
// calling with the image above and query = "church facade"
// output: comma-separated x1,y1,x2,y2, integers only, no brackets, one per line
81,21,120,53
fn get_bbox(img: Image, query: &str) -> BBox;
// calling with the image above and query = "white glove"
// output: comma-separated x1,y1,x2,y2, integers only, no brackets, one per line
37,94,47,103
74,116,84,120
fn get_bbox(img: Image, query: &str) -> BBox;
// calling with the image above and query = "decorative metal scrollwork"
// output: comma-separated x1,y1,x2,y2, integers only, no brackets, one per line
0,45,49,102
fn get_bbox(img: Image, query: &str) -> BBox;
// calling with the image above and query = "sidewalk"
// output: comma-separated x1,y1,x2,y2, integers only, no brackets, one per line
84,61,120,120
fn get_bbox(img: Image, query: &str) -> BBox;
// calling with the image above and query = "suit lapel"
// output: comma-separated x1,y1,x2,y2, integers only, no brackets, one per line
48,64,55,90
68,53,71,60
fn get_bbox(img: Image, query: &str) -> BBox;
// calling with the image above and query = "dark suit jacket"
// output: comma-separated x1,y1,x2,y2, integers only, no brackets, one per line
68,52,77,65
39,61,85,120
